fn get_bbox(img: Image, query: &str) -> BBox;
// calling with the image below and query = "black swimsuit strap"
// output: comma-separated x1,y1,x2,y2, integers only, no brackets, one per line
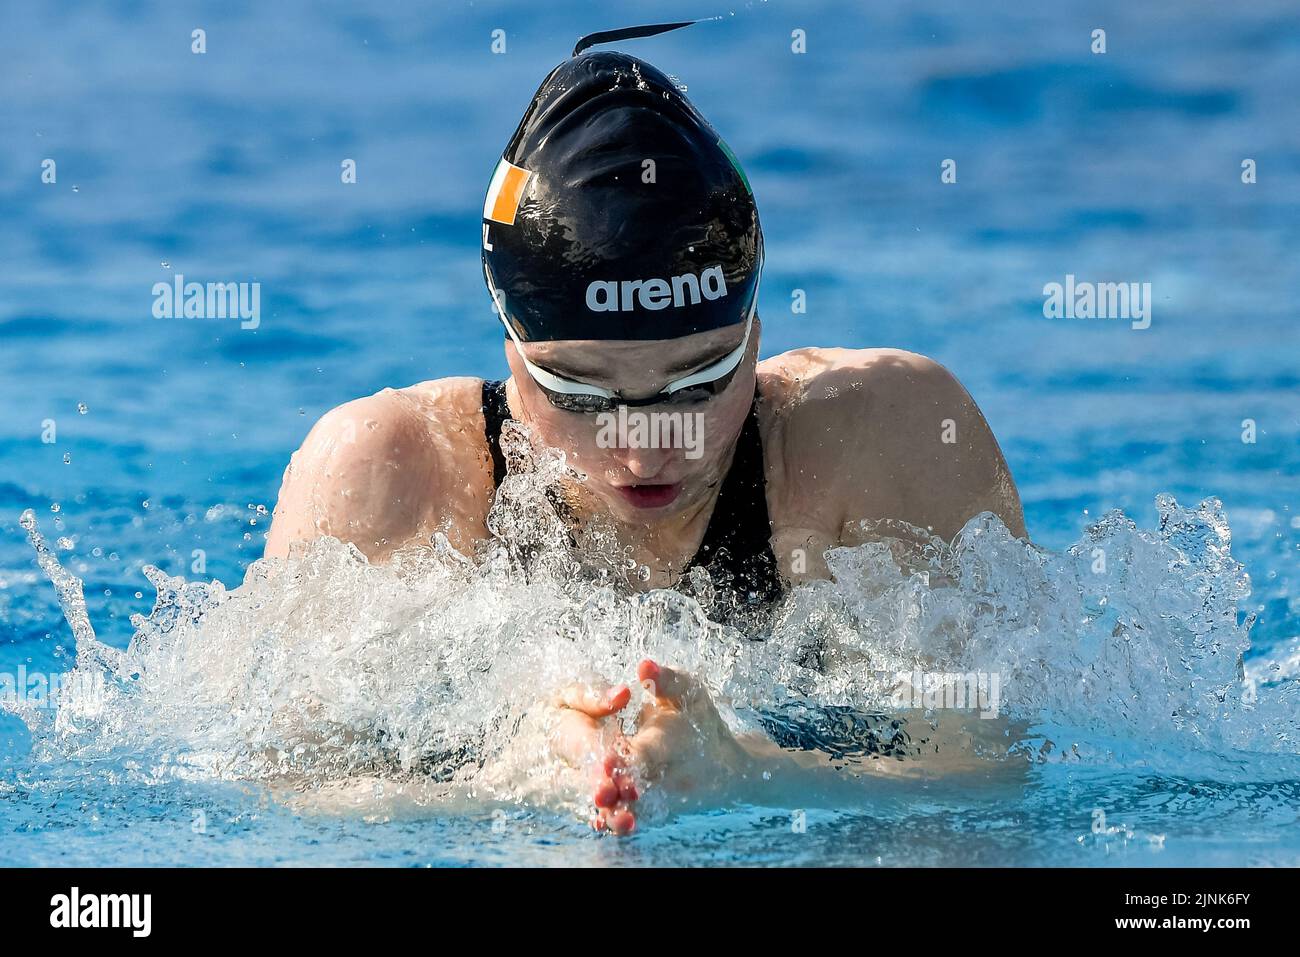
680,393,784,606
482,378,511,487
480,378,784,607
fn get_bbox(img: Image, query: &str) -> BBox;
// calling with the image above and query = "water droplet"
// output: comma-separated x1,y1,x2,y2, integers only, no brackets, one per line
161,260,171,269
63,452,71,464
142,499,150,509
71,184,79,192
77,402,88,414
50,502,61,513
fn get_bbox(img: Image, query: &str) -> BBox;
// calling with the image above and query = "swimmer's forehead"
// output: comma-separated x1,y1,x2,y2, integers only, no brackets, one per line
518,321,749,386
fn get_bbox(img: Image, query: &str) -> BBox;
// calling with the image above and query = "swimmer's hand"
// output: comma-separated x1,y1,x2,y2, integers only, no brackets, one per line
549,681,640,835
629,660,752,794
548,660,753,837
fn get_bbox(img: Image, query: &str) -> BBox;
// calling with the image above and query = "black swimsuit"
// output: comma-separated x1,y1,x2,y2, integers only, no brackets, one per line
480,379,785,614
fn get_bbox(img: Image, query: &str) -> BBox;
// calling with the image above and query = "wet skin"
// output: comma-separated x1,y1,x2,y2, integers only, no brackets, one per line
265,319,1027,832
548,659,757,835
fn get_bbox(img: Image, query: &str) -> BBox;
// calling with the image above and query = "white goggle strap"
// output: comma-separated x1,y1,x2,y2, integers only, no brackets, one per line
490,274,618,399
662,294,756,393
667,253,762,393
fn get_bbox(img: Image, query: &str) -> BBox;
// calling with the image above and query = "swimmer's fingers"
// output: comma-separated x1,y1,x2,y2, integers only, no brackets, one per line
554,682,631,719
636,659,693,710
591,740,639,836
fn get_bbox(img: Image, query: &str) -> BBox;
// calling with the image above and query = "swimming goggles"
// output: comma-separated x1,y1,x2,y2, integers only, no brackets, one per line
491,274,759,415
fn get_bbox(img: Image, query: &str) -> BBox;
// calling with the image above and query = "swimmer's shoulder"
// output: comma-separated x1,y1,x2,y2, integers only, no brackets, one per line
396,375,495,433
302,376,490,467
756,346,954,436
264,377,496,561
754,347,945,518
755,347,1025,540
759,343,965,399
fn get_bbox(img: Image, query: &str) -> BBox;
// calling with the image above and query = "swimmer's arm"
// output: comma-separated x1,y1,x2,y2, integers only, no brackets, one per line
264,389,454,562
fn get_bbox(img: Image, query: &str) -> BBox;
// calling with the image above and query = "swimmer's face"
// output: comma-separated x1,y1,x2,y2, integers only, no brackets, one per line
505,319,759,521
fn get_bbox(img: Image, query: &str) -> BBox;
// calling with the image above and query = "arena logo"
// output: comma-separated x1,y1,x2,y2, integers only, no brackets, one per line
595,405,705,460
586,264,727,312
49,887,151,937
152,274,261,329
1042,274,1152,330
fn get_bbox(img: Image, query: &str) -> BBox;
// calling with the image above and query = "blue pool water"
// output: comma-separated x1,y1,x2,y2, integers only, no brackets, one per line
2,0,1298,866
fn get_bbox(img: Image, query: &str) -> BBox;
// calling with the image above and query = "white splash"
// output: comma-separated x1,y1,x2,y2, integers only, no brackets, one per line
15,426,1300,820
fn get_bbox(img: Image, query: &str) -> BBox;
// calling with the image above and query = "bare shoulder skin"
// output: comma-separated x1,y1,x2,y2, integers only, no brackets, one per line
266,348,1024,568
758,347,1026,581
264,377,491,562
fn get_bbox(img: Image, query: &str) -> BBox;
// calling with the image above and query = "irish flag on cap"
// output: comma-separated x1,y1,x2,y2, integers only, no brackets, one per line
483,158,532,225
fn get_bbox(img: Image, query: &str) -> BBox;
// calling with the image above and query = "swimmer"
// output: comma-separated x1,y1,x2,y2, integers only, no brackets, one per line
265,23,1026,834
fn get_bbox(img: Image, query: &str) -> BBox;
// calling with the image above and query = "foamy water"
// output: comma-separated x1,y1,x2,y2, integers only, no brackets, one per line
11,422,1299,849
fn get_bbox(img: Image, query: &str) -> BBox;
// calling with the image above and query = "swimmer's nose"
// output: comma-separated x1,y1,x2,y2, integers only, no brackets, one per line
614,446,673,481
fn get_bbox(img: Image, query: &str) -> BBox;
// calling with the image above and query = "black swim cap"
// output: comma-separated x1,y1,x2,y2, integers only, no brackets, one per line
481,25,762,342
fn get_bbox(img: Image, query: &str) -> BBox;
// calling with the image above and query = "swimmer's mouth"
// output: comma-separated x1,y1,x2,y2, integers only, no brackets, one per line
614,482,683,509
